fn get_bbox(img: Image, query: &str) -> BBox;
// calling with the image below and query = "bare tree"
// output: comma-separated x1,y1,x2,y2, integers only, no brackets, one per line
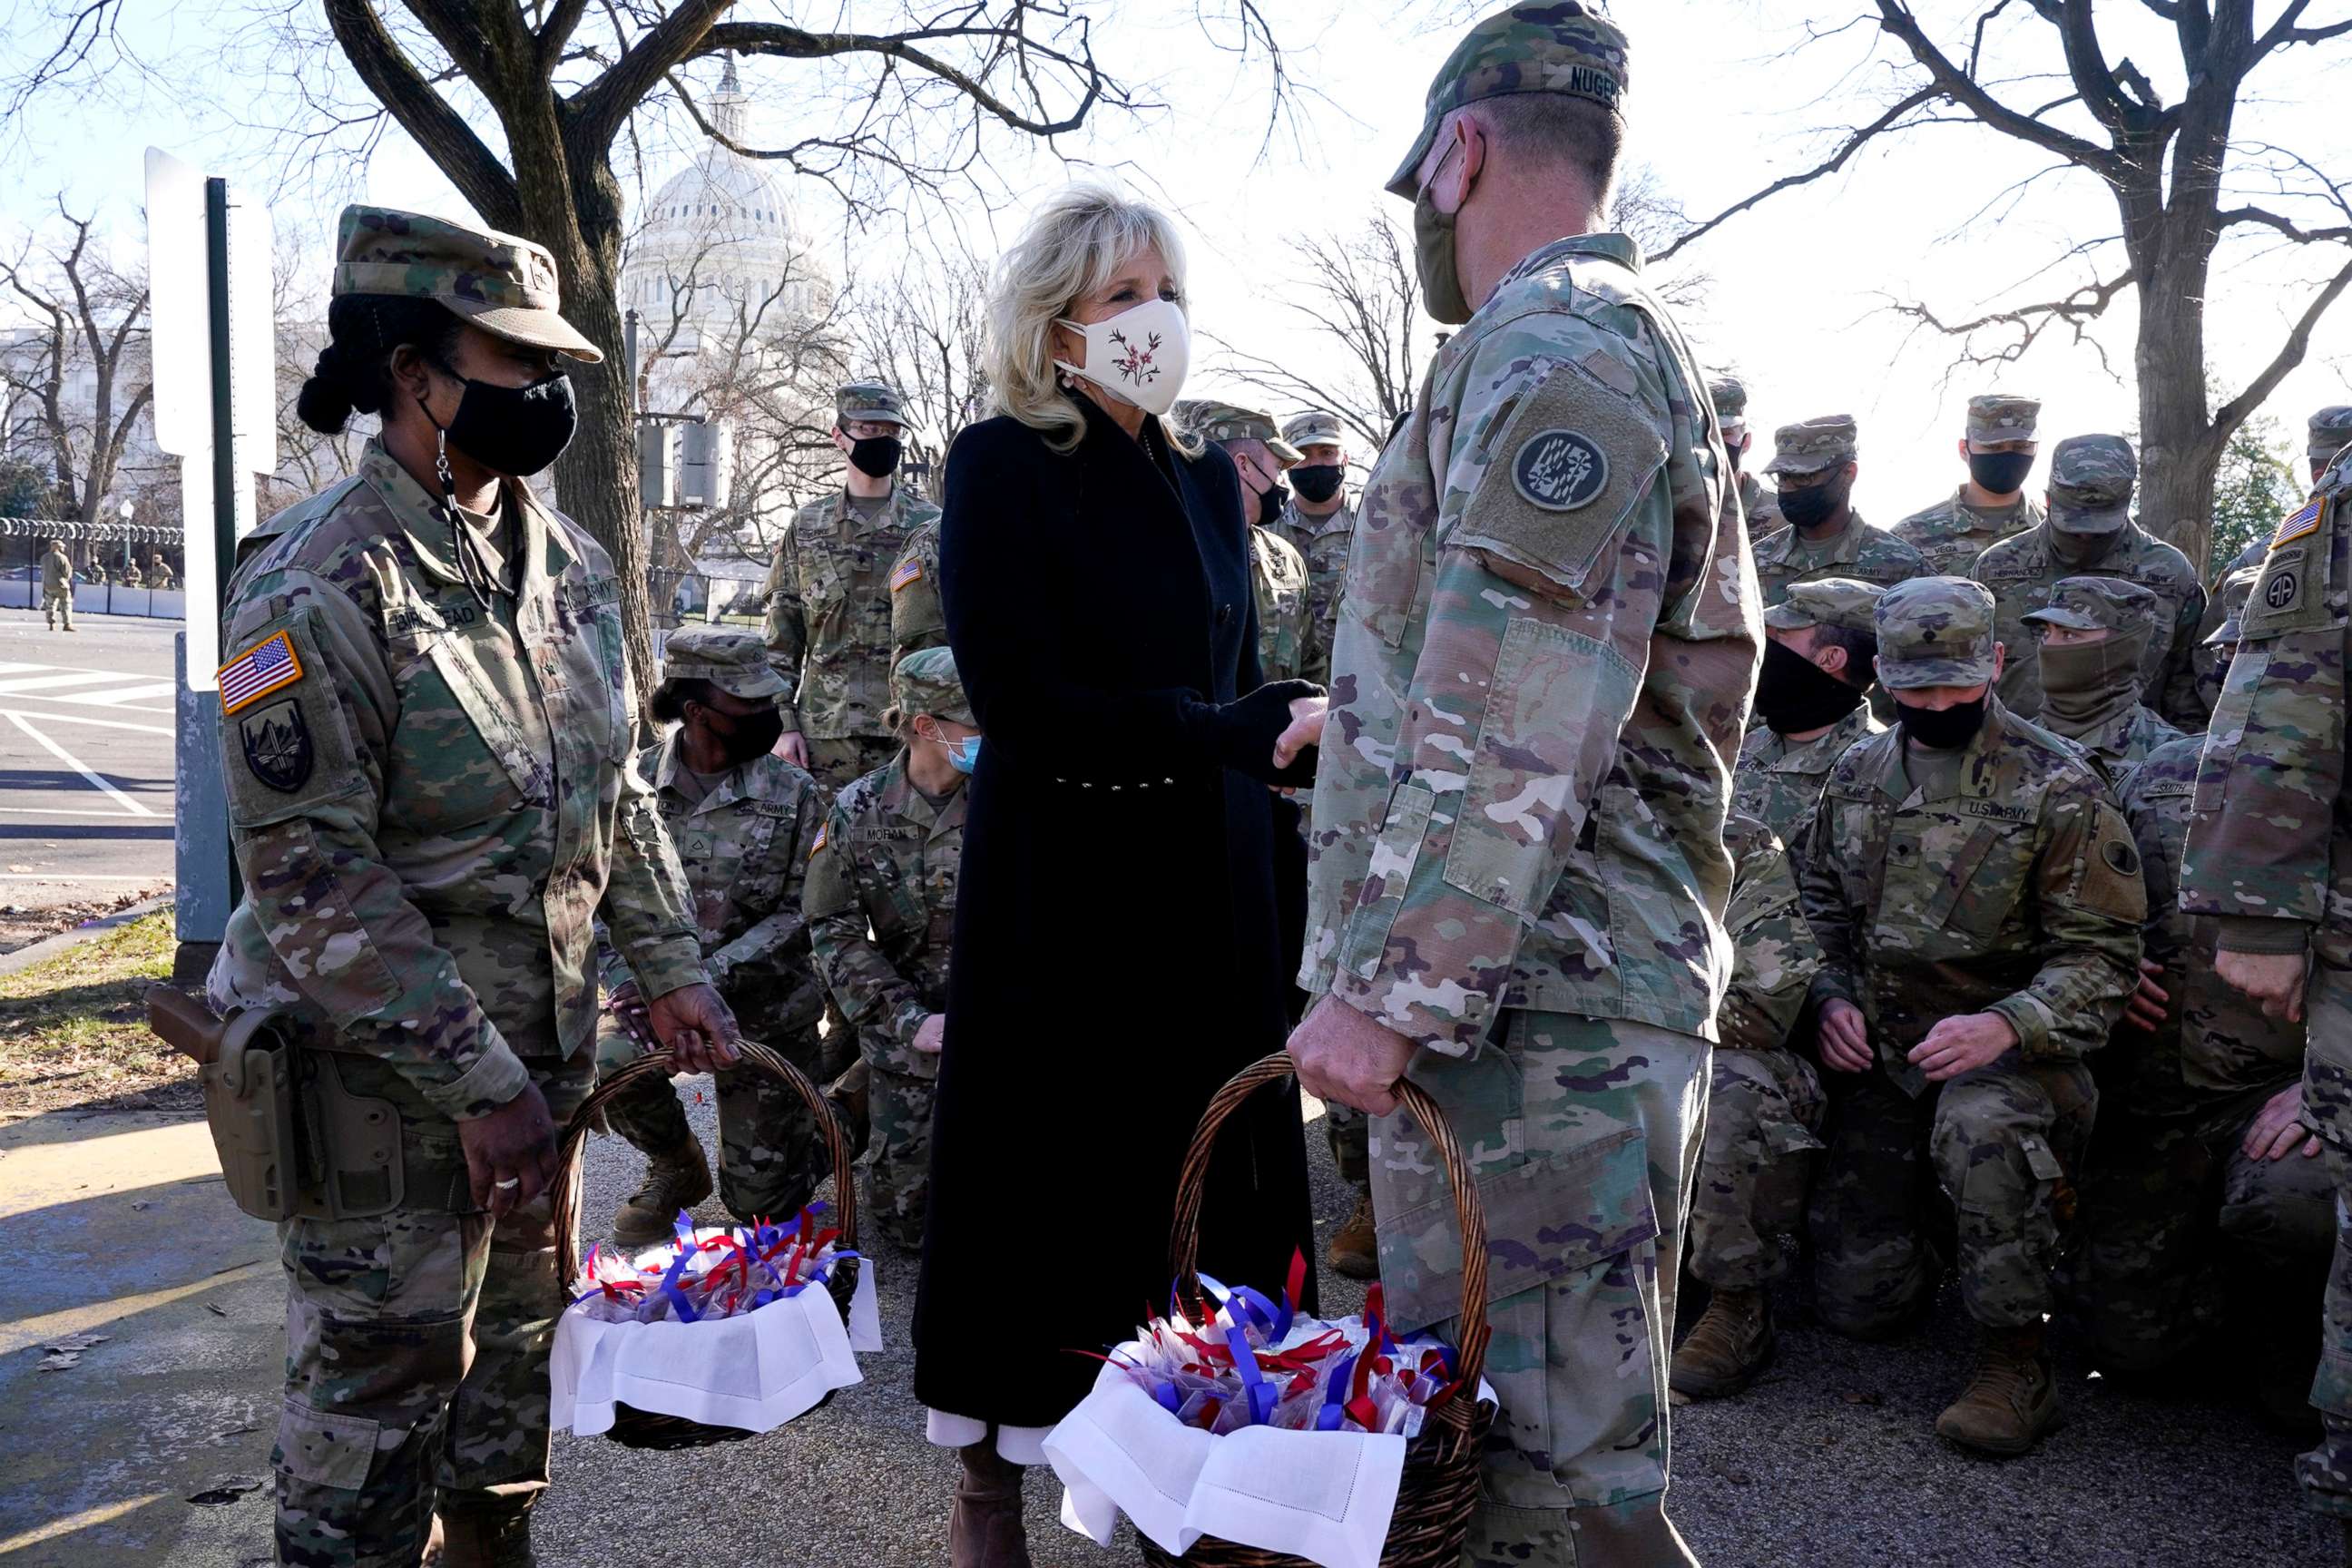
1214,213,1423,452
1661,2,2352,572
1609,163,1710,314
261,244,368,516
0,202,153,530
855,248,993,498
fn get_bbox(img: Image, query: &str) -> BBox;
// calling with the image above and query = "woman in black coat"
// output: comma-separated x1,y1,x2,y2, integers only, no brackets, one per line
916,184,1324,1566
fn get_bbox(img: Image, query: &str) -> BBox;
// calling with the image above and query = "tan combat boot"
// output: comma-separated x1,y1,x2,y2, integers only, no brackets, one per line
1935,1322,2059,1455
1327,1190,1378,1280
612,1132,713,1247
949,1439,1032,1568
1670,1287,1773,1399
437,1497,534,1568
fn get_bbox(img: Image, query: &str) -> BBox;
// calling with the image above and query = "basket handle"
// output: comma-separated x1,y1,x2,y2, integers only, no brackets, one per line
1167,1053,1488,1399
553,1038,858,1289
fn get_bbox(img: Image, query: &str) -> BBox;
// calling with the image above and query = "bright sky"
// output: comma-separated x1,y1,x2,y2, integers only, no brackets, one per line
6,0,2350,525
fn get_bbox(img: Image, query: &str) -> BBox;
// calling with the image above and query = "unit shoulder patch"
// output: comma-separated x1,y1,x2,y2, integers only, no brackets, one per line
1510,428,1610,512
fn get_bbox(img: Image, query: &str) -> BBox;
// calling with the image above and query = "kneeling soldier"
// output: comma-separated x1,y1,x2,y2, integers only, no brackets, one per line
1673,813,1827,1397
1800,576,2144,1455
805,646,972,1250
1740,576,1885,855
600,627,832,1243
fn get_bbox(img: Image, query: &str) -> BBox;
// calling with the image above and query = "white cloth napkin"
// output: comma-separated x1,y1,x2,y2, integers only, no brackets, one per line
1044,1361,1408,1568
551,1253,880,1436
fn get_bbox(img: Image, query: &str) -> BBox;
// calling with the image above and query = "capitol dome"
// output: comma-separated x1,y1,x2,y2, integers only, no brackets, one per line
623,56,831,330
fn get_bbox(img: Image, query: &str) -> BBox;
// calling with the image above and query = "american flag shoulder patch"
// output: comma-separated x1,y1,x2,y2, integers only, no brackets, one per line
2275,494,2326,548
889,556,923,593
809,821,828,858
218,630,305,715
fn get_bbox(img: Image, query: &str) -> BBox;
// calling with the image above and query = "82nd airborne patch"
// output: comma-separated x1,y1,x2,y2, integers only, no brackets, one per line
1511,428,1610,512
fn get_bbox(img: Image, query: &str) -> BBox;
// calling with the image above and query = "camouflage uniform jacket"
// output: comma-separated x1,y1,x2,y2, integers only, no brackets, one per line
1737,471,1781,537
887,517,948,671
1971,521,2208,727
2050,704,2184,796
206,442,704,1118
1720,816,1821,1057
763,483,942,740
1751,511,1925,607
1250,524,1311,683
804,753,965,1077
596,738,828,1038
1798,699,2144,1088
1271,495,1357,687
2118,735,2304,1116
1891,486,2044,580
39,549,69,594
2179,474,2352,1137
1301,232,1761,1056
1735,704,1883,858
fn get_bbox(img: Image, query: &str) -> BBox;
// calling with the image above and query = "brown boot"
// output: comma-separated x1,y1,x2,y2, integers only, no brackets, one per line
1327,1190,1378,1280
1936,1323,2059,1455
612,1132,713,1247
949,1439,1032,1568
1670,1288,1773,1399
437,1497,534,1568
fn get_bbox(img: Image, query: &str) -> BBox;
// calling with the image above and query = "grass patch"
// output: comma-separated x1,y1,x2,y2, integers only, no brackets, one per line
0,911,191,1118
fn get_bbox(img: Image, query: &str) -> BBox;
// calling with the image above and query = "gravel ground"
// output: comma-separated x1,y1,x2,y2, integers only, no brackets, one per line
539,1083,2344,1568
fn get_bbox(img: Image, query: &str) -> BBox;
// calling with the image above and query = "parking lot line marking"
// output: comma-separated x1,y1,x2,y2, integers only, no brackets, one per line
69,681,178,707
0,706,173,737
0,670,132,695
0,804,169,817
4,711,156,817
0,871,163,881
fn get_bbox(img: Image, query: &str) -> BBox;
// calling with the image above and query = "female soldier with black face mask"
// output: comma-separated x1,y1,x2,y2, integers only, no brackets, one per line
207,207,736,1568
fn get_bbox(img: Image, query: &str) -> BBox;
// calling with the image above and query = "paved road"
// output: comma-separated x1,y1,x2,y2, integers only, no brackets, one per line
0,610,178,910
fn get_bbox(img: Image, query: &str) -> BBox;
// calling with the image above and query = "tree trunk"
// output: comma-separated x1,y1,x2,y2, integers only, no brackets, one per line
2133,294,2222,571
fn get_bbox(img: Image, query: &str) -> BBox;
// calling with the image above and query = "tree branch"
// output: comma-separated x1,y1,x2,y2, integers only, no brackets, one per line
323,0,524,230
2213,250,2352,435
697,16,1111,138
1657,84,1940,260
565,0,727,154
1874,0,2120,172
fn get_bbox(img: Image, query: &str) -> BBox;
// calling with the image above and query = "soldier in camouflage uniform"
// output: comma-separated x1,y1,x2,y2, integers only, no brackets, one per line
1891,394,2044,579
593,629,832,1246
805,647,972,1249
120,554,143,588
148,550,177,589
1973,433,2207,727
2022,576,2185,791
1671,812,1825,1397
2179,443,2352,1536
1269,408,1360,689
2196,564,2259,717
764,379,943,792
39,538,74,631
1799,576,2143,1455
1182,402,1315,683
1711,374,1780,537
1286,10,1759,1559
1739,577,1884,856
888,515,947,671
2207,406,2352,594
203,207,733,1567
1752,415,1926,604
2070,718,2330,1408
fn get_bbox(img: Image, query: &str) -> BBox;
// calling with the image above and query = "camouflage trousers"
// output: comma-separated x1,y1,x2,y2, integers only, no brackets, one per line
1687,1046,1826,1291
862,1057,936,1250
273,1050,592,1568
1369,1012,1707,1568
805,734,898,794
41,587,70,629
1810,1055,2094,1336
594,1015,835,1224
2071,1080,2332,1372
2294,952,2352,1515
1324,1100,1370,1189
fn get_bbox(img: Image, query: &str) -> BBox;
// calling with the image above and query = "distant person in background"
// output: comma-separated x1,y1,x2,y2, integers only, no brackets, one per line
147,551,175,589
40,539,74,632
1892,394,2044,579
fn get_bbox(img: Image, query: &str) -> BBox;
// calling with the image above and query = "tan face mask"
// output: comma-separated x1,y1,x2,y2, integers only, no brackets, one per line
2038,623,2151,730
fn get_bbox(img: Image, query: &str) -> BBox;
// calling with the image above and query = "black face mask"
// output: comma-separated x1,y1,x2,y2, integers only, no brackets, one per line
432,368,577,477
1256,482,1290,527
1291,465,1344,505
1754,641,1866,734
1777,476,1847,531
847,435,903,479
703,702,786,768
1967,450,2034,496
1894,692,1988,750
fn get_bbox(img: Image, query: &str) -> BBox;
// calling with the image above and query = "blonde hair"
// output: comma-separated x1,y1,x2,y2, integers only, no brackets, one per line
984,182,1201,457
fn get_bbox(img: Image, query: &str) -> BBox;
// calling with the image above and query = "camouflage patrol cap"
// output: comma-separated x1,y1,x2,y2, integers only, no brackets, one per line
2208,564,2261,646
1282,409,1347,450
2047,434,2137,533
2309,406,2352,463
1762,415,1859,477
2022,574,2157,635
890,645,975,726
1709,376,1749,429
1965,394,2040,444
1385,3,1630,197
662,627,786,701
1179,401,1303,465
1874,576,1998,691
1761,576,1883,635
334,206,601,362
837,380,907,426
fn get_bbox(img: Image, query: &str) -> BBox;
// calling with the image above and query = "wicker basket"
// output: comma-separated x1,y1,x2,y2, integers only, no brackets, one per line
1141,1053,1494,1568
553,1038,861,1450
